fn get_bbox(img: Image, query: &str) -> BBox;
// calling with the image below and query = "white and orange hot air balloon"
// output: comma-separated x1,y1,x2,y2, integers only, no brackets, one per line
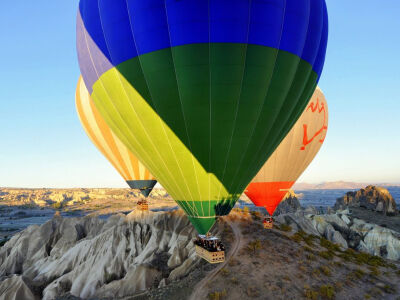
75,76,157,198
245,87,328,216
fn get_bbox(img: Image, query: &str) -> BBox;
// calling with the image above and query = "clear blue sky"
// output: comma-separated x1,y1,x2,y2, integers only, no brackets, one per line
0,1,399,188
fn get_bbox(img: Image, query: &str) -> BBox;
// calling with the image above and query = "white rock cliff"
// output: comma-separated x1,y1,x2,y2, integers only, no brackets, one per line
0,210,199,300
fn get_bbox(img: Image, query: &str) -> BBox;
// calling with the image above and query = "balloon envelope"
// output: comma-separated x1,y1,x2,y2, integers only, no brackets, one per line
77,0,328,234
75,76,157,197
245,87,328,215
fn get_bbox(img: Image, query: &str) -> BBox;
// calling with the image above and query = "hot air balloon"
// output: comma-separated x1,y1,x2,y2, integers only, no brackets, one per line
245,87,328,221
76,0,328,236
75,76,157,208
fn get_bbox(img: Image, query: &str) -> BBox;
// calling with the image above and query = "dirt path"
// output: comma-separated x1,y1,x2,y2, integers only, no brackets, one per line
188,221,243,300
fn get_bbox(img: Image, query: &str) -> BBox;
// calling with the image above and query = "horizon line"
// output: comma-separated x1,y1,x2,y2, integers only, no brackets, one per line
1,181,400,190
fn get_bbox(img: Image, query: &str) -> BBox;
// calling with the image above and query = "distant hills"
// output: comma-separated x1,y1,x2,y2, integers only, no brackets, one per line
293,181,400,190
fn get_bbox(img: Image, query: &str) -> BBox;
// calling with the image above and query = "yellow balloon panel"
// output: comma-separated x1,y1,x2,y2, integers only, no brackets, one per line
253,87,328,184
75,76,154,182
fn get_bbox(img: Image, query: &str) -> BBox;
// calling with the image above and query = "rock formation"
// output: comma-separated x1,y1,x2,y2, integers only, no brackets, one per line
0,210,199,300
0,188,170,208
276,209,400,261
274,190,302,216
334,185,398,216
0,275,39,300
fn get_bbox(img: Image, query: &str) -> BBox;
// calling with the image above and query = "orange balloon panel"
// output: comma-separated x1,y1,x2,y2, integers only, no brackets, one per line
75,76,154,182
245,87,328,215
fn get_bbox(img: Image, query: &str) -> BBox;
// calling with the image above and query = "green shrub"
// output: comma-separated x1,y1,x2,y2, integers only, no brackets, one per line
333,261,343,268
339,249,390,267
312,268,321,277
295,230,309,240
306,253,315,261
208,290,227,300
320,238,341,252
250,210,262,221
368,266,380,277
357,253,384,266
303,234,317,246
278,224,292,232
247,240,262,254
220,268,229,276
334,282,343,291
382,284,396,294
291,231,316,245
304,285,319,300
318,251,335,260
320,266,332,276
354,268,365,279
319,285,335,300
291,233,303,243
303,246,315,253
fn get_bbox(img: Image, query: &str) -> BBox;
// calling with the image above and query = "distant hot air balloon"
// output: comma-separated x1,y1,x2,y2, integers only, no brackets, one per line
77,0,328,234
75,76,157,198
245,87,328,216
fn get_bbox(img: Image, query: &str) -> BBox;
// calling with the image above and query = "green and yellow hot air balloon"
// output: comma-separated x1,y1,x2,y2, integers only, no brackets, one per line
76,0,328,234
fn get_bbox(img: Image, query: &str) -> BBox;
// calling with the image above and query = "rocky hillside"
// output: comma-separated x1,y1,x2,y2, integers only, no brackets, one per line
276,209,400,261
0,187,399,299
334,185,398,216
194,211,400,300
0,208,399,300
0,211,200,300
